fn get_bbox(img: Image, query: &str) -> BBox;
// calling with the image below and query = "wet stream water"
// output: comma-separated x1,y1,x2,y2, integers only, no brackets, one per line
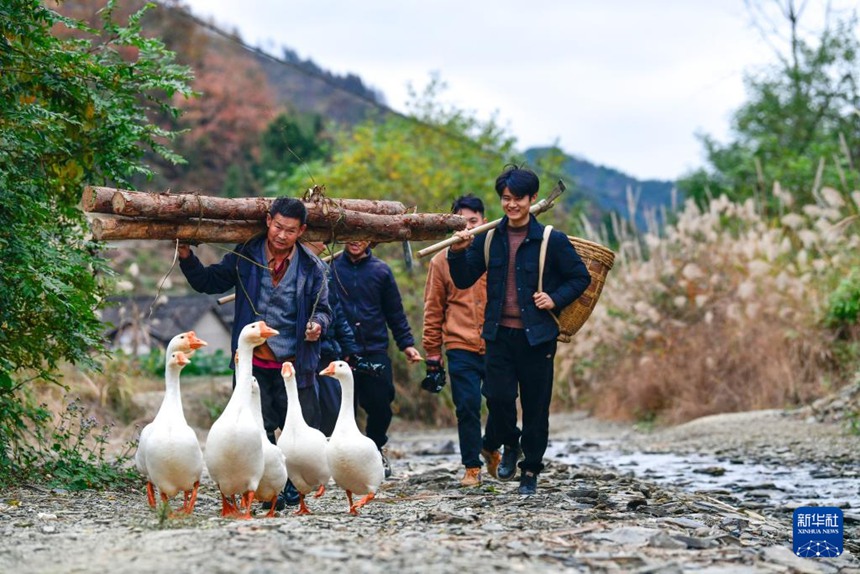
547,438,860,515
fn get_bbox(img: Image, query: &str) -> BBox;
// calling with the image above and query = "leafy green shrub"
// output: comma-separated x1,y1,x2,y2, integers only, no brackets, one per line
826,271,860,327
139,349,233,377
0,1,191,488
1,395,138,490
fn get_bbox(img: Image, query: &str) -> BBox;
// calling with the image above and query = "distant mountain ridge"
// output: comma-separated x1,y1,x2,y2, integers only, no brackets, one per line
182,4,678,222
251,46,384,125
526,148,677,227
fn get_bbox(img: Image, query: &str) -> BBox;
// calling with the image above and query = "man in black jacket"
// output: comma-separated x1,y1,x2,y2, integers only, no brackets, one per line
305,241,361,437
331,241,422,477
447,165,591,494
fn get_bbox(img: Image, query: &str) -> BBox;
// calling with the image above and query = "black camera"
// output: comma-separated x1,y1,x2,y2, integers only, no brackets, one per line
420,358,447,393
351,354,387,378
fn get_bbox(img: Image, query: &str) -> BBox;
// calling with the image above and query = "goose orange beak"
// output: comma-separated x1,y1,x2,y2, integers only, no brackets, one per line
258,321,279,338
175,351,191,367
281,361,294,378
186,331,208,350
319,362,335,377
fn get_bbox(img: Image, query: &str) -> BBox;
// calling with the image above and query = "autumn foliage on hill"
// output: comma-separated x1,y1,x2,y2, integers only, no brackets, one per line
172,49,277,193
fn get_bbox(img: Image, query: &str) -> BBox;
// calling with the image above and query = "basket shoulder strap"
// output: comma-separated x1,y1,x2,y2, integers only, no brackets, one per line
483,228,495,267
538,225,553,293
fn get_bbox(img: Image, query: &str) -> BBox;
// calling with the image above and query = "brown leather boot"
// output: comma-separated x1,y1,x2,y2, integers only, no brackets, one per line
481,448,501,479
460,467,482,487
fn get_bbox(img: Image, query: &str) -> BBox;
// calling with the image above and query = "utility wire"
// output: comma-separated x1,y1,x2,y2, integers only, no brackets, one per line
158,2,575,198
162,2,508,160
163,2,408,121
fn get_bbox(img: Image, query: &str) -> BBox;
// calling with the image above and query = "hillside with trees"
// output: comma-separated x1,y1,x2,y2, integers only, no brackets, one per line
56,0,672,219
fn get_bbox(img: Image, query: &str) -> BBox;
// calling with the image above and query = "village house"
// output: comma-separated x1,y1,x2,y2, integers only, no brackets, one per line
99,294,234,356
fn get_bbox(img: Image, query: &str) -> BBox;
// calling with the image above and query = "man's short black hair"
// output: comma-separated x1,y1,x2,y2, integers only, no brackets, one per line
494,164,539,199
269,197,307,225
451,194,485,215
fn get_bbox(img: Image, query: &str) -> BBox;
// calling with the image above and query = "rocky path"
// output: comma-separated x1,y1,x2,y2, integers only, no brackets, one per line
0,408,857,574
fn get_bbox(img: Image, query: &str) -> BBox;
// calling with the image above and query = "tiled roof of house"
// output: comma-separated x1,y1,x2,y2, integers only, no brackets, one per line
100,293,235,346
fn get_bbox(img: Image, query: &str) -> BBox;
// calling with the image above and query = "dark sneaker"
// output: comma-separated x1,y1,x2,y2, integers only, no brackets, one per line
379,448,392,479
481,448,501,479
260,493,286,512
498,444,521,481
517,470,537,495
283,480,300,507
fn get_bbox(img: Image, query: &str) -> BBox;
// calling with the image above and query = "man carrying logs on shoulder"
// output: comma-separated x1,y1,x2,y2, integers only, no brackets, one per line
177,196,332,511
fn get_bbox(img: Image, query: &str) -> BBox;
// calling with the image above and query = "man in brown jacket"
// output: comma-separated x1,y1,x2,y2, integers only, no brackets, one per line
422,195,489,487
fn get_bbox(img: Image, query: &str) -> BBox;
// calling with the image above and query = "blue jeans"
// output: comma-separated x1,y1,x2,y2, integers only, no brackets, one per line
446,349,485,469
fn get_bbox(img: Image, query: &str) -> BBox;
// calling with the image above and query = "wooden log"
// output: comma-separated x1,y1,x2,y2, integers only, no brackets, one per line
89,216,264,243
87,211,465,244
82,186,408,219
81,185,115,214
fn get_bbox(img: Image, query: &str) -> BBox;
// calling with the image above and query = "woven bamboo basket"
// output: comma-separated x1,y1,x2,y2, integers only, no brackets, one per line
557,236,615,342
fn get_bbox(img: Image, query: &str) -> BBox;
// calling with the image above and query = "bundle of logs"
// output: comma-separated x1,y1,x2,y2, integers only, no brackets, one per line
82,186,467,244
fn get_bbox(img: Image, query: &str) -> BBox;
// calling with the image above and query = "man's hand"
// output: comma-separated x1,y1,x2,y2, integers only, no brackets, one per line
447,230,474,253
533,291,556,310
425,354,443,368
304,321,322,342
403,346,423,363
177,243,192,260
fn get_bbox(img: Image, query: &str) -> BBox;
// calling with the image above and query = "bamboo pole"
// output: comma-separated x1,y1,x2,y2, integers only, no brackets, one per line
416,180,567,258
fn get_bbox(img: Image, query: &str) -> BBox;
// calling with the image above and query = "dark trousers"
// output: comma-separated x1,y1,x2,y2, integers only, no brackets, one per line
317,353,341,437
235,364,321,445
354,352,394,450
483,326,557,474
446,349,485,469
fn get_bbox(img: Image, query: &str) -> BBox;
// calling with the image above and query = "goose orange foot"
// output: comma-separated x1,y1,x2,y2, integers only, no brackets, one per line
313,484,326,498
220,494,240,518
235,491,255,519
295,494,312,515
180,482,200,514
264,495,278,518
146,482,156,508
349,492,375,515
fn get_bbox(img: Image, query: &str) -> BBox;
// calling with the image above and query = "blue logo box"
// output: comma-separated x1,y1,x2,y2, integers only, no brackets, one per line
793,507,843,558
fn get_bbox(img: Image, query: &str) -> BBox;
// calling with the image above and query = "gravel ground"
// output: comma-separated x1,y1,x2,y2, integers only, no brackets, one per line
0,405,858,574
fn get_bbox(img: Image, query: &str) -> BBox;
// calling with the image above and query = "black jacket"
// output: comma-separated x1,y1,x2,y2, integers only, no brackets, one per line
330,248,415,354
179,235,331,388
320,264,360,360
447,215,591,346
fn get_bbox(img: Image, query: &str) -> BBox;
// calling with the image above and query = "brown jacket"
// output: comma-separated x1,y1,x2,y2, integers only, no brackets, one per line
422,248,487,357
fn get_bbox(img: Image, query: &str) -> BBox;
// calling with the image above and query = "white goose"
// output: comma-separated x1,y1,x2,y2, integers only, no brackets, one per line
320,360,384,515
135,331,207,508
142,351,204,515
277,361,330,515
205,320,276,519
248,374,288,518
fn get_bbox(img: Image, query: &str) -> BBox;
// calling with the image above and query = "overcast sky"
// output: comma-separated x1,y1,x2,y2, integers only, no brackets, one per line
177,0,856,181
